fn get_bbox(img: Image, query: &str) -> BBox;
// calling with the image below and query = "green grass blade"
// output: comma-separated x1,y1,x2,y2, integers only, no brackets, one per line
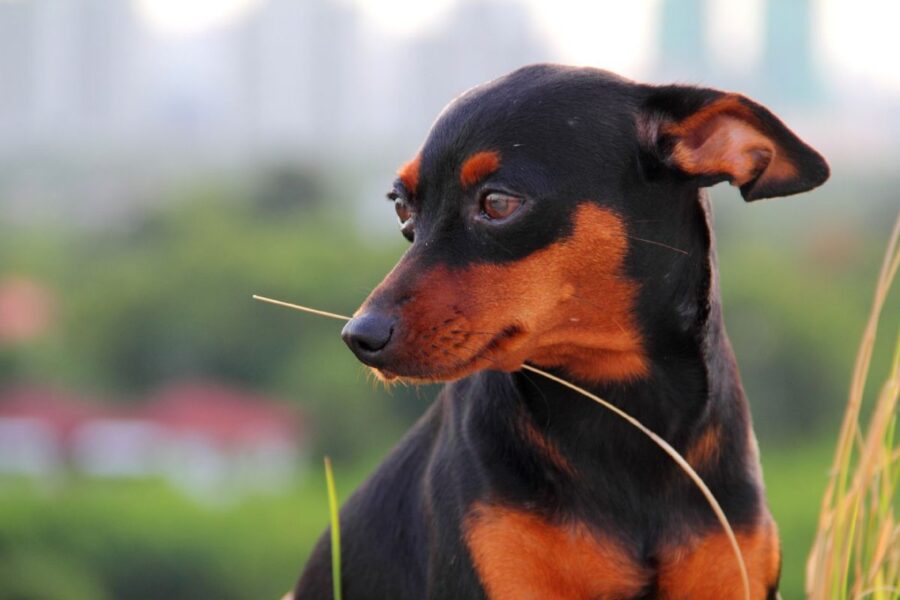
324,457,342,600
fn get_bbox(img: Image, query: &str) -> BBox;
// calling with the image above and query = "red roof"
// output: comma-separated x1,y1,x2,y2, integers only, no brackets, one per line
141,381,303,444
0,382,306,446
0,386,99,439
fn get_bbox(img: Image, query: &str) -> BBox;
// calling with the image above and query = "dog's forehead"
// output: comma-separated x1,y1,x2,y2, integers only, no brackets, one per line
417,64,640,180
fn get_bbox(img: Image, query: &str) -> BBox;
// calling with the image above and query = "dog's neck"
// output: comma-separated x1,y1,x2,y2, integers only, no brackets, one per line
455,188,763,528
518,188,744,447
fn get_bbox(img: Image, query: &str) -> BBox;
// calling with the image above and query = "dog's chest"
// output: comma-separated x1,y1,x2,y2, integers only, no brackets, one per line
464,503,648,599
462,503,780,600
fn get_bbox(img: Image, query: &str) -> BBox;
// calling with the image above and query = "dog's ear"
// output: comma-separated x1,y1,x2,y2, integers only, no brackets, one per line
637,86,829,201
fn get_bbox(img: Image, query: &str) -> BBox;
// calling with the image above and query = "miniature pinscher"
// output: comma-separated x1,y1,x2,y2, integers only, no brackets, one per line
293,64,829,599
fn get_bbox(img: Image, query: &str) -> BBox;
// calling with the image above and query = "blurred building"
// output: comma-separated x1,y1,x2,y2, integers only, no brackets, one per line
0,0,142,147
402,0,551,137
240,0,362,146
0,382,308,500
0,0,897,225
0,0,37,141
761,0,821,105
0,387,93,476
0,0,550,156
656,0,710,81
0,0,871,158
653,0,823,106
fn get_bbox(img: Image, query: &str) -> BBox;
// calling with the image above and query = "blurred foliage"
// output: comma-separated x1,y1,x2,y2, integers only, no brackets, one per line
0,164,897,599
1,167,895,451
712,180,898,439
762,440,834,599
0,167,436,460
0,551,108,600
0,476,327,600
0,443,830,600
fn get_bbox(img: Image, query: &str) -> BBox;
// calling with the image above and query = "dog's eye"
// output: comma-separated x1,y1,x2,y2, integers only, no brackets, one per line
480,192,523,221
394,197,413,224
391,196,414,242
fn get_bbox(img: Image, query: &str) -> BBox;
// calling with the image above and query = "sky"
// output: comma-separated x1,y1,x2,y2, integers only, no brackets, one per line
132,0,900,95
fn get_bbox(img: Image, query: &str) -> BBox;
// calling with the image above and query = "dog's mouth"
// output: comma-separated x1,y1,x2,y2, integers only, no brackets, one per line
374,324,525,382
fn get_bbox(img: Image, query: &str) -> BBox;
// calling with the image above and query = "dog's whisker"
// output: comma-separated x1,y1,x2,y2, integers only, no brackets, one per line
566,294,630,336
424,342,500,372
448,330,499,337
567,292,606,311
624,234,691,256
609,316,629,337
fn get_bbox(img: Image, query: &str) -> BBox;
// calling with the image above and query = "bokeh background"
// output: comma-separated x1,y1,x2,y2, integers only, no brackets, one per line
1,0,898,598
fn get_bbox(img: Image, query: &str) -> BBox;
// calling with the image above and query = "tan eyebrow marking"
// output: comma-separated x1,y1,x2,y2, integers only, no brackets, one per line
460,151,501,188
397,155,421,194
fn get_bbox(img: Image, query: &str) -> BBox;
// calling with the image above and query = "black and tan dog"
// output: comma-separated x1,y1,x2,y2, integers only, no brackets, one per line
294,64,828,599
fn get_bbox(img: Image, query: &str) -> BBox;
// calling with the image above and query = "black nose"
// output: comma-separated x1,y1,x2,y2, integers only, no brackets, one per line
341,313,395,362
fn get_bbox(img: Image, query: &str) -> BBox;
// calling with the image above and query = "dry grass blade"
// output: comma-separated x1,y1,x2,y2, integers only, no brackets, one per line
324,456,343,600
521,364,751,600
807,215,900,600
254,295,753,599
252,295,352,322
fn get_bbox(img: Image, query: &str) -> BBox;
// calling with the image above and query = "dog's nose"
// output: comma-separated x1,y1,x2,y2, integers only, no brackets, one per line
341,313,395,361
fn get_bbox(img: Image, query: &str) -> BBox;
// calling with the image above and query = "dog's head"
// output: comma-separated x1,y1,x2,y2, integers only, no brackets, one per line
342,64,828,383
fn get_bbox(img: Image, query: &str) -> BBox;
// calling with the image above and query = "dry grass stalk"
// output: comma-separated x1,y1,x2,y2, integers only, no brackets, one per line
254,295,752,599
806,215,900,600
520,364,751,599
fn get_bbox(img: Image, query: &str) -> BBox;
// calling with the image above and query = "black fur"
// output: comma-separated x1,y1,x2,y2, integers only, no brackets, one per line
293,64,826,599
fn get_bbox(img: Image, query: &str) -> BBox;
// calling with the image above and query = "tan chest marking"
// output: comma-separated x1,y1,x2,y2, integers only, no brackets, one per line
684,423,722,471
464,503,650,600
658,519,781,599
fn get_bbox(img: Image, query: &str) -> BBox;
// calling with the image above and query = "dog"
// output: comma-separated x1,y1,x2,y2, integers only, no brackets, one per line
293,64,829,599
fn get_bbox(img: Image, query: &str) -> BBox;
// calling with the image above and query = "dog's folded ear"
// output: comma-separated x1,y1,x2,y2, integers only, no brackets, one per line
637,86,829,201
